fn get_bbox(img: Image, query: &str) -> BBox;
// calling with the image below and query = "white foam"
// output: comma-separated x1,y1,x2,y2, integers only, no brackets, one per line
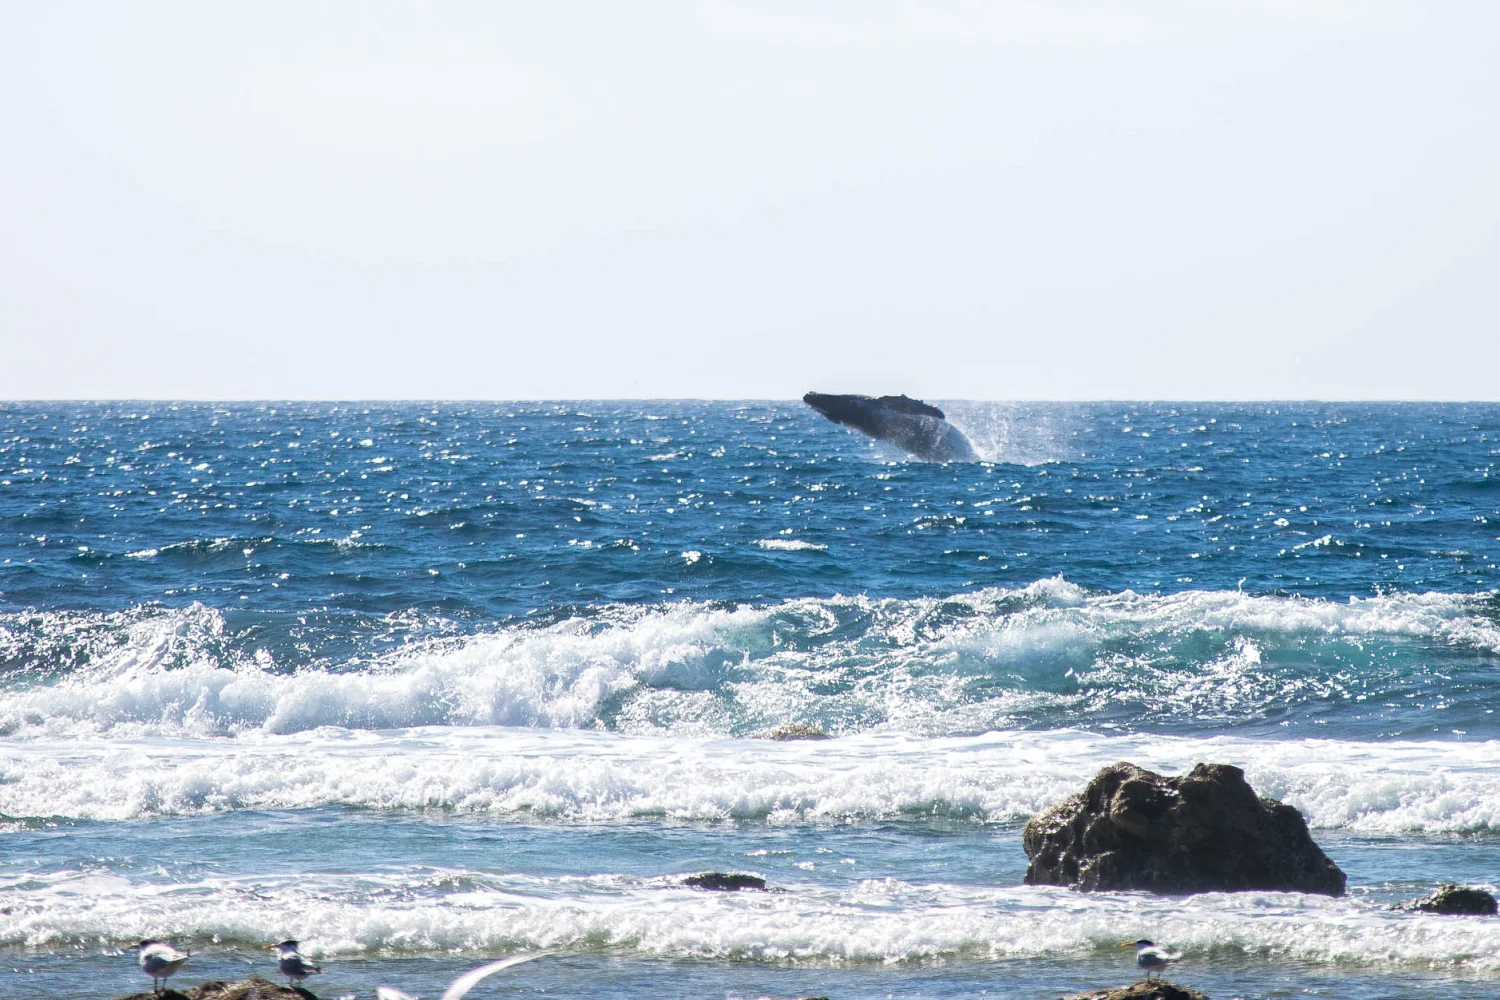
753,539,828,552
4,861,1499,970
3,728,1500,834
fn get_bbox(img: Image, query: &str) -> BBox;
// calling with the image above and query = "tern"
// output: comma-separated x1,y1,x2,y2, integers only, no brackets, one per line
1122,939,1180,981
376,952,550,1000
131,940,190,994
266,939,322,987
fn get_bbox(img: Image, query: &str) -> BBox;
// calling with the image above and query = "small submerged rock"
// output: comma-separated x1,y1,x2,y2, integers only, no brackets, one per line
116,978,315,1000
757,723,832,741
1402,883,1498,915
1023,761,1345,896
683,871,769,891
1061,980,1208,1000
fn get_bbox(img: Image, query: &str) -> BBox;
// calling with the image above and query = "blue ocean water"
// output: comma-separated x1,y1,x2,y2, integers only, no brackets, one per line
2,401,1499,999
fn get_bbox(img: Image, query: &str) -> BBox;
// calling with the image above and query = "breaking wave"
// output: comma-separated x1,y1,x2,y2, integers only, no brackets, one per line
4,728,1500,834
0,580,1496,741
5,855,1500,971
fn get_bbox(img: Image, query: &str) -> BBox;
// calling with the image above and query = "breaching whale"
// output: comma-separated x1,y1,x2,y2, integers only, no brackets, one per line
803,392,978,462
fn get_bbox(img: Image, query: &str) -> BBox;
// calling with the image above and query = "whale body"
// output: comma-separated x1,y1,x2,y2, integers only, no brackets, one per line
803,392,978,463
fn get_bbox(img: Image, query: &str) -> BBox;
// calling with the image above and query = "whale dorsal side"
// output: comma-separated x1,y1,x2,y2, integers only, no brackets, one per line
874,395,946,420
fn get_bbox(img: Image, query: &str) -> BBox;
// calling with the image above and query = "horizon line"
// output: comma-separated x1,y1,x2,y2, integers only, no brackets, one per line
2,396,1499,405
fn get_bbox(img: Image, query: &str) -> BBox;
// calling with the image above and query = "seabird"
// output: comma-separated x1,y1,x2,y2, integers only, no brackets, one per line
266,939,322,987
131,939,190,994
1122,939,1180,981
376,952,550,1000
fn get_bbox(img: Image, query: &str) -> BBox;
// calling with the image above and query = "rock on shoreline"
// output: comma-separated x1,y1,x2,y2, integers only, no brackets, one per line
1023,761,1346,896
1061,981,1208,1000
116,978,315,1000
1402,883,1498,915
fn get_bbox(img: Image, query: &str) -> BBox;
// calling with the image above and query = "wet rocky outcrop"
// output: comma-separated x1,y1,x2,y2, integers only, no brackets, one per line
1023,762,1345,896
757,724,831,741
117,978,315,1000
1402,883,1498,915
1061,981,1207,1000
683,871,769,891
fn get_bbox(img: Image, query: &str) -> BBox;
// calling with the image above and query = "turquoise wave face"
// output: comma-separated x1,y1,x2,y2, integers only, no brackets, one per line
1,583,1497,740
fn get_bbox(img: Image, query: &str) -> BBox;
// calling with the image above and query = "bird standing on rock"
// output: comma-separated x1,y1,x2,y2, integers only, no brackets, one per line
1123,939,1180,981
266,939,322,987
131,940,190,994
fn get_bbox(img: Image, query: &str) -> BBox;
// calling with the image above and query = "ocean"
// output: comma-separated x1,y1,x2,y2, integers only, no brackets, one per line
1,400,1498,1000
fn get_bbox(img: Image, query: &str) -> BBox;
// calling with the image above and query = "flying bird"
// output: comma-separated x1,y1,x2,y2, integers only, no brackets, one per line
1123,939,1180,981
376,952,550,1000
131,940,190,994
266,939,322,987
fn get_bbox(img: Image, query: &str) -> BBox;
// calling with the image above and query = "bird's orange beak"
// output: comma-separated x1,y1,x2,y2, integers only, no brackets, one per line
263,944,276,950
1120,941,1135,948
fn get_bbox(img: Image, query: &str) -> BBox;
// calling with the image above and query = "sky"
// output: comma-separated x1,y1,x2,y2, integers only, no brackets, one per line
1,1,1497,400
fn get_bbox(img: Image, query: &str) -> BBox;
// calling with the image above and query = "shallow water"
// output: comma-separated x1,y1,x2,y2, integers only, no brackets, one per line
1,401,1498,999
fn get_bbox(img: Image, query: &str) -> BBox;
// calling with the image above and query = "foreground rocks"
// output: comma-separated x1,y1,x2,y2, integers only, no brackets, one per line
117,979,315,1000
1402,883,1498,915
1062,981,1207,1000
683,871,770,891
1024,762,1346,896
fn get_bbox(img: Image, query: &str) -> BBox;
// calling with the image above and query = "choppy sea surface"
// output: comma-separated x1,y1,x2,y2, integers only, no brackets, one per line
2,401,1499,999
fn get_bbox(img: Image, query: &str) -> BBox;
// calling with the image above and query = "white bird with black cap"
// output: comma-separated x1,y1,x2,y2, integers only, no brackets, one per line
265,939,322,987
1123,938,1180,980
130,939,190,994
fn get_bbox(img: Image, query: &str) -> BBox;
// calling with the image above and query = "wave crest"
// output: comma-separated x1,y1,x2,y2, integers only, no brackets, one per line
1,581,1496,739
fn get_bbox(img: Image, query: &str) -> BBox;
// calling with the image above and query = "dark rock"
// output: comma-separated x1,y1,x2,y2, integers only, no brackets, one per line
1061,981,1207,1000
683,871,769,891
116,979,315,1000
1403,883,1498,915
1023,761,1345,896
758,723,832,741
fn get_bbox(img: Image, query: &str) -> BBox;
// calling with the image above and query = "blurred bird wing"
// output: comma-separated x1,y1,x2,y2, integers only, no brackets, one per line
376,989,417,1000
441,953,552,1000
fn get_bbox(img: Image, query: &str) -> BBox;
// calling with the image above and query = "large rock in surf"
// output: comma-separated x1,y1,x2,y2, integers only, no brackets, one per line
1023,762,1345,896
116,978,315,1000
1402,883,1498,915
1061,981,1207,1000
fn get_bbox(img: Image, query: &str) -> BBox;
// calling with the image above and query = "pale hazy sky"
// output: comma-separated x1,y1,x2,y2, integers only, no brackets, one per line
2,1,1496,400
